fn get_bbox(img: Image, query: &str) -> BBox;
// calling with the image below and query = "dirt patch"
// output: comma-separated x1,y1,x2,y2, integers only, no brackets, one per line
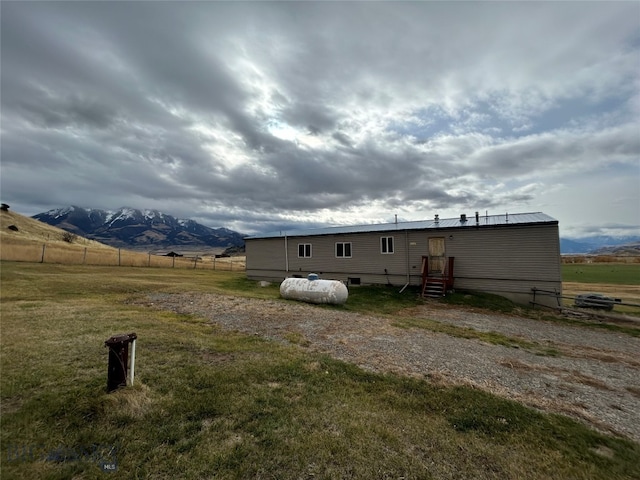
135,292,640,443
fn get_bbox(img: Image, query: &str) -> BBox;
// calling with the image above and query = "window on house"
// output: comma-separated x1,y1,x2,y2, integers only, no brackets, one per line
335,242,352,258
298,243,312,258
381,236,394,254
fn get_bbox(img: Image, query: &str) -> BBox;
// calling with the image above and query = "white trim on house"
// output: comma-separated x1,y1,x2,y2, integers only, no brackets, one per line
335,242,352,258
298,243,312,258
381,236,394,254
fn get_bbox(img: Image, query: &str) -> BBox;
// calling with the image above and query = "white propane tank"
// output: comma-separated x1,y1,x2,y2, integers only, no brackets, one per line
280,274,348,305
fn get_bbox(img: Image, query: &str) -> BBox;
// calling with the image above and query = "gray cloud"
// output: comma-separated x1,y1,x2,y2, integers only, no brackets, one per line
1,1,638,236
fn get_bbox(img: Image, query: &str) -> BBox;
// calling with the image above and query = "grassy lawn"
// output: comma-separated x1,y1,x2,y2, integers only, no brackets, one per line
562,264,640,285
1,262,639,479
561,264,640,317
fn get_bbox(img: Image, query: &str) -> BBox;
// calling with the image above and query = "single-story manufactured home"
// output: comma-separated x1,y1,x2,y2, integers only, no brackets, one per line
245,212,562,308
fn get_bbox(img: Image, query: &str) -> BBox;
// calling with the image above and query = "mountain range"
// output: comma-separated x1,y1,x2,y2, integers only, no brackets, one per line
31,205,638,255
32,206,245,251
560,236,640,255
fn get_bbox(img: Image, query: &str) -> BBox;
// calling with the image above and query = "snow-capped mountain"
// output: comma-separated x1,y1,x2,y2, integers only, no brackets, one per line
32,206,245,249
560,236,640,254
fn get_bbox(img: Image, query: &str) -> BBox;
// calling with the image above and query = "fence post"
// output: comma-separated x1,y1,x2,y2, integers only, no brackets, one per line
193,256,198,269
148,253,151,267
213,257,216,271
531,287,537,309
172,256,175,268
83,247,87,265
118,249,121,267
41,244,46,263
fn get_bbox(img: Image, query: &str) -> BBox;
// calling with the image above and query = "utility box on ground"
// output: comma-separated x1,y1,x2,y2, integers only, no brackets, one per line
105,333,137,393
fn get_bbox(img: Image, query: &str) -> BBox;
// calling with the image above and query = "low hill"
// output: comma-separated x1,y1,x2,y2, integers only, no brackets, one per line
1,207,115,250
590,242,640,256
560,235,640,254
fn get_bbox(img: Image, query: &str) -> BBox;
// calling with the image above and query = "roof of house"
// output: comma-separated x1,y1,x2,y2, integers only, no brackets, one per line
247,212,558,239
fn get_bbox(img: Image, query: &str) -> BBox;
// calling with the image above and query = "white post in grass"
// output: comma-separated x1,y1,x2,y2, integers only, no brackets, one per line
129,339,136,386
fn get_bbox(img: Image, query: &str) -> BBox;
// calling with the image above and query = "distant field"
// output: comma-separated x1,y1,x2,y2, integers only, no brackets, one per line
562,264,640,285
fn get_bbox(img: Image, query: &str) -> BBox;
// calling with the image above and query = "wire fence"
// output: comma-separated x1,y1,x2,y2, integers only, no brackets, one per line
530,287,640,312
561,255,640,264
0,242,246,271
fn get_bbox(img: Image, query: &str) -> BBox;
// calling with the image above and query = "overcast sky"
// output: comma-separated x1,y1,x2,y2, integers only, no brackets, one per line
1,1,638,237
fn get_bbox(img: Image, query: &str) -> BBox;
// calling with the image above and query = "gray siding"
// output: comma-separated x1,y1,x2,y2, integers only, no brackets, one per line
246,237,285,271
406,224,561,281
287,232,408,277
406,224,562,306
246,223,562,307
248,232,408,274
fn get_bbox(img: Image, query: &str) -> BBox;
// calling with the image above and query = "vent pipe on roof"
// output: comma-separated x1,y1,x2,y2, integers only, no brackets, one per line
475,211,479,224
434,214,439,224
460,214,467,223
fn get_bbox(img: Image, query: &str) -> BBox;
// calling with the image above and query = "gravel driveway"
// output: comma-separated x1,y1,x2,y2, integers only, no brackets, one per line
138,292,640,443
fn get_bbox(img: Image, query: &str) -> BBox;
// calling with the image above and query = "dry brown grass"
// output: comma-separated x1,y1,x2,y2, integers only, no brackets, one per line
554,343,640,368
0,209,115,250
2,242,246,270
563,282,640,308
0,209,246,270
1,208,118,265
99,383,155,419
563,255,640,264
500,359,615,391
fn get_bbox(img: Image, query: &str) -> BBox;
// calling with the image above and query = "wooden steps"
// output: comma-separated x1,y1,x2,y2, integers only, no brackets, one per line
420,256,454,299
422,279,446,298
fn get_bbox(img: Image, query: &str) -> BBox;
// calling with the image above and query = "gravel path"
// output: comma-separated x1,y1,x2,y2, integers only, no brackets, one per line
137,293,640,443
